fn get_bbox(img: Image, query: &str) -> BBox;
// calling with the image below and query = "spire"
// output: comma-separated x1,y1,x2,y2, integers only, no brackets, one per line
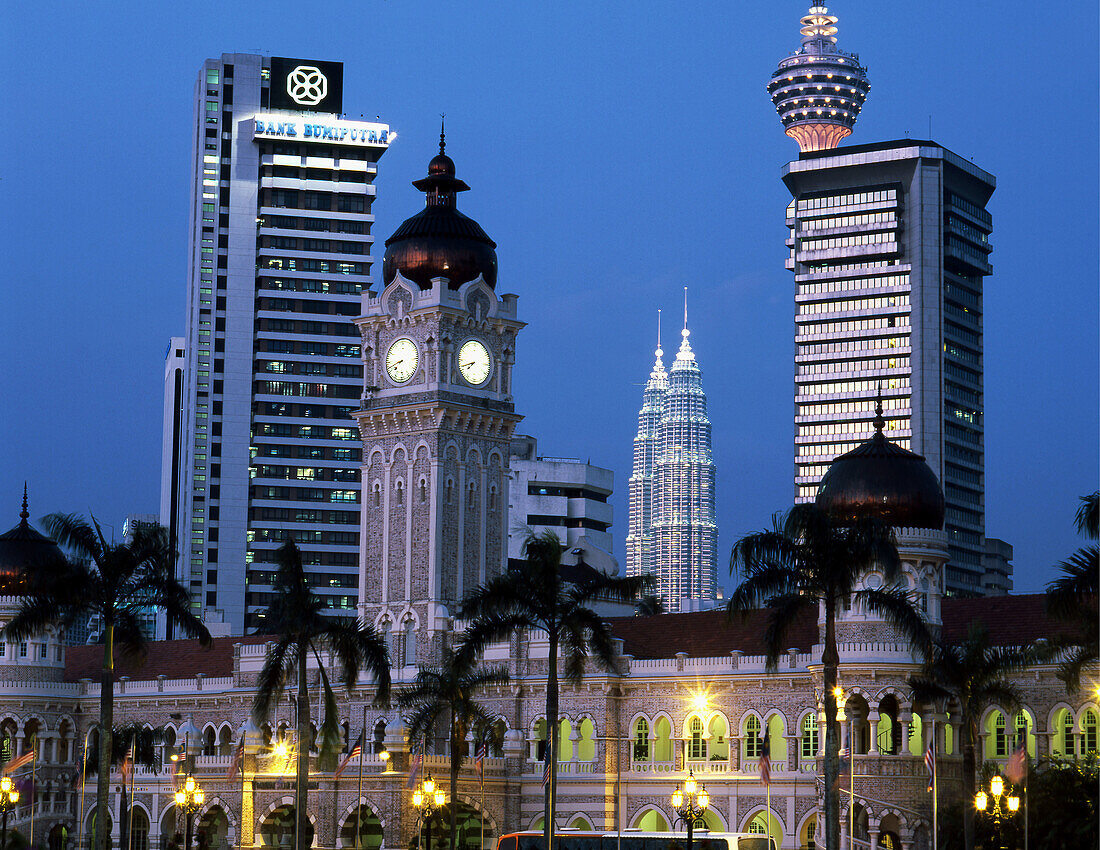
439,114,446,156
873,385,886,435
648,310,668,384
676,286,695,362
655,309,663,359
20,483,28,523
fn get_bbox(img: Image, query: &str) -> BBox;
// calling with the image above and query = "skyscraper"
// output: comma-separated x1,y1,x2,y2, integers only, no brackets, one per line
626,305,718,611
772,9,995,595
162,54,392,633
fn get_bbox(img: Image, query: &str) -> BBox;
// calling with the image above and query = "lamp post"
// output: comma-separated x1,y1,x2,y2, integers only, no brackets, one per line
670,770,709,850
0,774,21,850
974,774,1019,850
412,774,446,850
174,773,204,850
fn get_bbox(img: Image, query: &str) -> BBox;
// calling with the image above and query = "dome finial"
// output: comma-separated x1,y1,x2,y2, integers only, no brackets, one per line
20,483,28,522
873,383,885,434
439,113,446,156
655,309,663,359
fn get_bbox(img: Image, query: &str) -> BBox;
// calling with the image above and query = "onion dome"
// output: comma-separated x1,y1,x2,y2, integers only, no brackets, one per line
768,4,871,152
382,123,498,289
816,403,945,530
0,485,63,594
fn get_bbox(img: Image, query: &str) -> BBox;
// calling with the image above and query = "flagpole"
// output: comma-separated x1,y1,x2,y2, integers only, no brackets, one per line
931,718,937,850
357,706,365,850
126,743,136,850
237,733,244,850
29,735,37,849
78,727,93,850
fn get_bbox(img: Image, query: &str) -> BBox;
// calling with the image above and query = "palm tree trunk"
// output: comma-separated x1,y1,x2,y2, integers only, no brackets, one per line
544,628,559,850
96,624,114,850
296,646,310,850
961,715,977,850
822,604,840,850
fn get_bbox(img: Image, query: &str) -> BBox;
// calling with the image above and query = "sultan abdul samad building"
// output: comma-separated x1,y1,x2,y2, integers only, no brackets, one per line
0,139,1095,850
0,23,1096,850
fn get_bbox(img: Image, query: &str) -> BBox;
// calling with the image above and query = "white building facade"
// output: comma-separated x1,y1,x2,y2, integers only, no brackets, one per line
162,54,392,633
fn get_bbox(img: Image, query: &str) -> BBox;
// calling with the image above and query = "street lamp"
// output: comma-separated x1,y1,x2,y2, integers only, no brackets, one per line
670,770,709,850
174,773,204,850
0,775,21,850
974,774,1019,850
412,774,446,850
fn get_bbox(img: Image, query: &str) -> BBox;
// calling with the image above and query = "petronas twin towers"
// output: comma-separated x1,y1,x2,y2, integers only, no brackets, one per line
626,300,718,612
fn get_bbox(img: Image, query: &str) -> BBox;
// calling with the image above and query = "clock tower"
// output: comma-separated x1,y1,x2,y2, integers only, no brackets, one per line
353,133,524,664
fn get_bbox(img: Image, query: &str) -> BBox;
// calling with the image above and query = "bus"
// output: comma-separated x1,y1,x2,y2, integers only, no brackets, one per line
496,831,776,850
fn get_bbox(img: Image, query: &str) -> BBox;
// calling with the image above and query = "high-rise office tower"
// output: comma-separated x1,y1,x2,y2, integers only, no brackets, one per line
162,54,392,633
626,306,718,611
772,9,995,595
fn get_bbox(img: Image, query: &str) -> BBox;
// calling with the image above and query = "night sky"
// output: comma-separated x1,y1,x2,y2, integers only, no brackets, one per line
2,1,1096,596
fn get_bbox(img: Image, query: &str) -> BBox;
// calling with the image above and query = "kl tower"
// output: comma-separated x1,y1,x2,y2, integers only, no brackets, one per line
768,5,871,152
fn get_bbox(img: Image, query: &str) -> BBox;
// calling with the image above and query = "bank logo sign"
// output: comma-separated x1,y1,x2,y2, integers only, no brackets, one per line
286,65,328,106
269,57,343,114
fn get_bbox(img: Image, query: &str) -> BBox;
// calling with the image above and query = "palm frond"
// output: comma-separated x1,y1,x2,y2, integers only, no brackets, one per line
319,617,391,703
759,591,816,670
857,585,932,659
1077,491,1099,539
252,637,293,724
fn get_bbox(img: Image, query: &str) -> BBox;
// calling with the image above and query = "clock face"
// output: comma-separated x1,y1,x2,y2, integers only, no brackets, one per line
386,338,419,384
458,339,491,386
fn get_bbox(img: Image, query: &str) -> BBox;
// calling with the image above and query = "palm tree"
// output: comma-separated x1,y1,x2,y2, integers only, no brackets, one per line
910,625,1040,850
1046,491,1099,691
398,647,508,850
82,725,167,850
458,530,653,847
1,515,210,850
728,504,929,850
250,540,391,850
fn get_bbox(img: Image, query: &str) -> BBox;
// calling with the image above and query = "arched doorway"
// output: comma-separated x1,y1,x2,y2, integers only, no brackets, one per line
259,806,313,850
340,806,382,850
197,807,230,850
631,809,670,832
746,810,782,850
417,802,491,850
48,824,70,850
126,808,150,850
86,808,113,850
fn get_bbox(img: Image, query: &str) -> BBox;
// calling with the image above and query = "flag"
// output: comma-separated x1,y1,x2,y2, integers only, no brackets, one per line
336,731,364,779
541,742,552,788
120,743,134,786
475,740,487,787
924,734,936,792
759,731,771,787
2,749,35,774
227,737,245,780
405,749,423,790
1005,735,1027,785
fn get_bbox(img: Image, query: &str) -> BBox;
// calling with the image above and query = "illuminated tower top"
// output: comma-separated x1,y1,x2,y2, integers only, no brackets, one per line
768,5,870,152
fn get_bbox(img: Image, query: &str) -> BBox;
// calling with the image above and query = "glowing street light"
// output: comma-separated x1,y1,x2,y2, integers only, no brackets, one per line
670,770,709,850
0,775,22,850
174,773,205,850
412,774,446,850
974,774,1019,850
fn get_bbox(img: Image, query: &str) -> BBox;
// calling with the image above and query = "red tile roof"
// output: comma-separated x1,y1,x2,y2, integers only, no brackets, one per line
65,634,272,682
606,606,819,659
941,592,1080,645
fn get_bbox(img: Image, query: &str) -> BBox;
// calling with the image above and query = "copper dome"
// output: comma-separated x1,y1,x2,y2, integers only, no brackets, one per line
382,128,497,290
0,487,63,594
815,406,945,530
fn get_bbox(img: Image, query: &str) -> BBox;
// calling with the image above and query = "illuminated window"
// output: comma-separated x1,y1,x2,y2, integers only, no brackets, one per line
745,716,762,758
688,716,706,760
1083,711,1098,754
801,713,819,760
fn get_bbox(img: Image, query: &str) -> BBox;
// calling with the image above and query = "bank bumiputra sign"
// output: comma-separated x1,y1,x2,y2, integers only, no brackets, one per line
269,57,344,114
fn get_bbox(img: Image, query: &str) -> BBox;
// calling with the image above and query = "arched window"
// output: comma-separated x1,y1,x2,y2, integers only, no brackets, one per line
395,480,404,506
1062,711,1076,757
372,483,381,507
467,482,477,508
688,716,706,760
744,716,762,759
419,479,427,503
801,713,819,761
993,713,1008,757
403,619,416,667
633,718,650,761
489,486,498,511
1014,712,1030,753
1083,710,1098,754
445,480,454,505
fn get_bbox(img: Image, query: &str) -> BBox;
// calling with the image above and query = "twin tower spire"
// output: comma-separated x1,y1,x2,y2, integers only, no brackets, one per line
626,288,718,612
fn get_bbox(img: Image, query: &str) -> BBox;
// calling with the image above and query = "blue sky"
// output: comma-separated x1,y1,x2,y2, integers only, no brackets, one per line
1,0,1096,595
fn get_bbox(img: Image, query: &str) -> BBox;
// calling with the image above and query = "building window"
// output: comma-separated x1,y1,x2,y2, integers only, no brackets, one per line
1083,711,1098,755
633,719,650,761
993,713,1008,757
1062,712,1075,757
801,713,819,760
395,480,404,506
373,483,381,507
688,716,706,760
745,716,762,759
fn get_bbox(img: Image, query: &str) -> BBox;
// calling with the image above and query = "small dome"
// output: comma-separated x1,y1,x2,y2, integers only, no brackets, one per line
382,128,497,290
816,405,945,530
0,487,63,594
